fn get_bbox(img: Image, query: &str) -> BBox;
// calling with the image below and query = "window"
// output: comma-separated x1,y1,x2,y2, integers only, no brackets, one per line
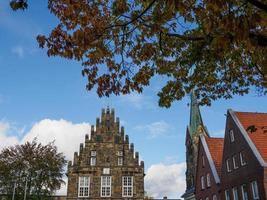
78,176,90,197
90,150,96,166
117,151,123,156
103,168,110,174
206,173,211,187
240,152,247,166
241,184,248,200
201,176,205,190
205,198,209,200
212,195,217,200
233,155,239,169
101,176,111,197
225,190,230,200
122,176,133,197
90,157,96,166
118,157,123,166
202,155,205,167
251,181,259,200
226,158,232,172
230,129,235,142
232,187,238,200
91,151,96,156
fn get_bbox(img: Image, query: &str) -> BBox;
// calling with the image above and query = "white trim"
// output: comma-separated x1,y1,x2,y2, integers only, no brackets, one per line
201,176,205,189
200,135,220,183
122,176,133,197
251,181,260,199
232,187,238,200
206,173,211,187
224,190,230,200
228,110,267,167
100,176,112,197
232,155,239,169
78,176,90,197
241,184,249,200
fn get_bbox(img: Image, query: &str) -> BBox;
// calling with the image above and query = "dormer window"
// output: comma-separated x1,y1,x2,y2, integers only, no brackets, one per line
229,129,235,142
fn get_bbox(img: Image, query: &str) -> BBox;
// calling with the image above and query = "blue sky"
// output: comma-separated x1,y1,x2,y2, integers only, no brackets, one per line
0,1,267,198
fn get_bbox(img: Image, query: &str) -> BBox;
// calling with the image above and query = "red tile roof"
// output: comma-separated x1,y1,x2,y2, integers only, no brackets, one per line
235,112,267,163
205,136,224,178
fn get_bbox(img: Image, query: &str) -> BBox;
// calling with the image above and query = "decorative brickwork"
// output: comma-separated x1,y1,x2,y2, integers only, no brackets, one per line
67,108,144,199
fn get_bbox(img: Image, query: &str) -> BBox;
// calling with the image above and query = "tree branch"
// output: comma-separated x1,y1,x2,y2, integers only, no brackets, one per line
166,33,206,41
106,0,157,29
246,0,267,12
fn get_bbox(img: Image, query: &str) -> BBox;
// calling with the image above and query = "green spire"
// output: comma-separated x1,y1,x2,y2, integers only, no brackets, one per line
189,91,204,136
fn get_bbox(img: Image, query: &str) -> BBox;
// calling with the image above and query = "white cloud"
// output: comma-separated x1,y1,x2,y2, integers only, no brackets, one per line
22,119,91,161
0,121,19,150
11,46,24,58
145,163,186,199
135,120,171,138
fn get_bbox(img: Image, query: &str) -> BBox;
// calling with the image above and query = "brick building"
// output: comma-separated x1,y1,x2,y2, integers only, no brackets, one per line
220,110,267,200
195,135,224,200
66,108,145,199
194,109,267,200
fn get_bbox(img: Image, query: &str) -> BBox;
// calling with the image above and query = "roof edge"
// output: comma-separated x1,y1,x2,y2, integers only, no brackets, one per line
200,135,221,184
228,109,267,167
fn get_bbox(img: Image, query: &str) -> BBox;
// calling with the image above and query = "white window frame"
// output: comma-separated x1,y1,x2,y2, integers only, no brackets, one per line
251,181,259,200
118,157,123,166
122,176,133,197
90,157,96,166
206,173,211,187
101,176,112,197
201,176,205,190
233,155,239,169
212,195,217,200
78,176,90,197
232,187,238,200
202,155,205,167
91,150,96,156
117,151,123,156
240,151,247,166
226,158,232,172
230,129,235,142
103,168,110,175
241,184,249,200
225,190,230,200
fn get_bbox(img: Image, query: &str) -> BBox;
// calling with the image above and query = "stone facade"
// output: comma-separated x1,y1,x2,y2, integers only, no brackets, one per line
67,108,144,199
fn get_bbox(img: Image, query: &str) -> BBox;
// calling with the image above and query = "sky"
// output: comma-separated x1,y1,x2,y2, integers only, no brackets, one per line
0,1,267,199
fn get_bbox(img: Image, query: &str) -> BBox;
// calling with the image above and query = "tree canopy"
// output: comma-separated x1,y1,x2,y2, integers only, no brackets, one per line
0,140,66,199
10,0,267,106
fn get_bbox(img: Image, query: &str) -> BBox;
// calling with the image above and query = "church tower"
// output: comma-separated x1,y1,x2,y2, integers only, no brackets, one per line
67,107,144,199
182,92,209,200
